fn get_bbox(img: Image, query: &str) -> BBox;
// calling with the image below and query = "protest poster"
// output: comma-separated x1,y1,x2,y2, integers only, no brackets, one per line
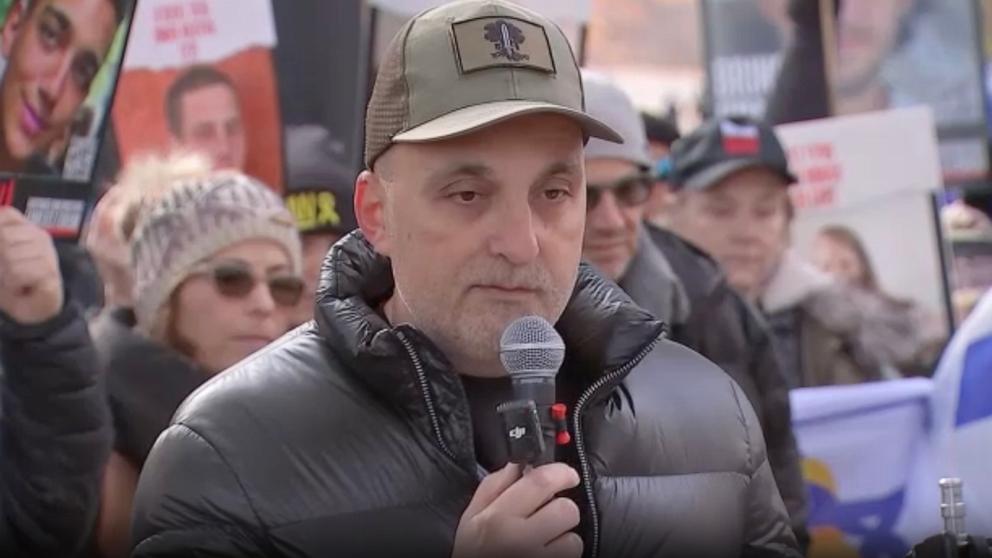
703,0,989,182
775,106,951,334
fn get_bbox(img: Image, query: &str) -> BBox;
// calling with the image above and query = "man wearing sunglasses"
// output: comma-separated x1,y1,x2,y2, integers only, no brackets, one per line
583,74,810,549
580,70,690,327
130,2,799,557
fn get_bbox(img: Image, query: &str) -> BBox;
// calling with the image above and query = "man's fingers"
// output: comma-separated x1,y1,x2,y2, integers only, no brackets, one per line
526,497,580,546
542,532,583,558
462,463,523,519
489,463,579,518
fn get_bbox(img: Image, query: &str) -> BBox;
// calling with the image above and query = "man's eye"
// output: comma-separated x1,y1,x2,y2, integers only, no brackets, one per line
39,21,59,47
706,205,733,218
451,191,479,203
542,177,573,202
754,206,778,219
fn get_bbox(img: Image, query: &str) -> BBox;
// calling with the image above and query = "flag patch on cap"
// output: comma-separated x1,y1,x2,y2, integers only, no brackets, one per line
720,120,761,155
451,16,556,74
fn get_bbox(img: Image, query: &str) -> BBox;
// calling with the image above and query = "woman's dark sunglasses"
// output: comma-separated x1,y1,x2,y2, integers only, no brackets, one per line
191,261,305,307
586,174,653,211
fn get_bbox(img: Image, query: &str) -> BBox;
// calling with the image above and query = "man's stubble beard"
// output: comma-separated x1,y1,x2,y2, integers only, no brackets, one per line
392,262,572,378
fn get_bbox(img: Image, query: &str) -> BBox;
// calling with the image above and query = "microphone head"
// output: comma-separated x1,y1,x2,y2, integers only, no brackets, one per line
499,316,565,381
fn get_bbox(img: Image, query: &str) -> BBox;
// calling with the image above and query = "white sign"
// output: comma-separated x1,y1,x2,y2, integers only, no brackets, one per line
775,107,942,211
123,0,277,70
775,107,948,327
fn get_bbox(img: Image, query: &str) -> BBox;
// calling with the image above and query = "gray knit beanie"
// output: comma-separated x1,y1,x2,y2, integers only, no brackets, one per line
130,171,303,333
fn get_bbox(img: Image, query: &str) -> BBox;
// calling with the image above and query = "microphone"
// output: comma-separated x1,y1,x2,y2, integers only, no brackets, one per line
497,315,568,466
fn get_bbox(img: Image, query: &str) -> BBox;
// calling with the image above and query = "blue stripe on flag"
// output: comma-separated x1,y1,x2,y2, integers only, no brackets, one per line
955,335,992,427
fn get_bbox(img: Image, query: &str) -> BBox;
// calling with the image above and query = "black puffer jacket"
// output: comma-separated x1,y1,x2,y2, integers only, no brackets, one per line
647,224,809,550
130,233,799,558
0,302,110,557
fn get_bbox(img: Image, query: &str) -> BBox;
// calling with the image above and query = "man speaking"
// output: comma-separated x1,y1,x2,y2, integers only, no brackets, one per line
130,2,799,557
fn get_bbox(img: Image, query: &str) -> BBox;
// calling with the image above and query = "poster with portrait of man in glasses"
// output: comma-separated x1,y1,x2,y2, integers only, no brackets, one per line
0,0,132,180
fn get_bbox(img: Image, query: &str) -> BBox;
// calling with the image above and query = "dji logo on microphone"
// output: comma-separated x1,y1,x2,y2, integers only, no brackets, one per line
508,426,527,440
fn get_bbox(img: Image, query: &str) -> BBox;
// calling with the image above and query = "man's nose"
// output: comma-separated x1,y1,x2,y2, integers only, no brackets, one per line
488,198,540,266
587,190,626,232
39,57,74,112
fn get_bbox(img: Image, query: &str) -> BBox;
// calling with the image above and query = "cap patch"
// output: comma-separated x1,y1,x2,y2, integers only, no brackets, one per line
720,120,761,156
451,16,556,74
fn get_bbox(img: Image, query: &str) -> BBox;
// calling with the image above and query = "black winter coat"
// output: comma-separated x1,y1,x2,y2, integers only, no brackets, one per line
0,302,110,557
647,224,809,549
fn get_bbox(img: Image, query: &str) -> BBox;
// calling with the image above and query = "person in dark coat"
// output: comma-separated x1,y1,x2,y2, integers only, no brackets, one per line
579,70,809,550
0,207,110,557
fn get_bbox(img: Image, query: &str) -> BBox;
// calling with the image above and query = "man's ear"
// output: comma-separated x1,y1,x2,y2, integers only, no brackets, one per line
1,0,25,59
354,169,392,256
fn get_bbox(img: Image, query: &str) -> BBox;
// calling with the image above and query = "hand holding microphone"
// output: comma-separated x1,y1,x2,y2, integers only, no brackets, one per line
453,316,581,558
452,462,583,558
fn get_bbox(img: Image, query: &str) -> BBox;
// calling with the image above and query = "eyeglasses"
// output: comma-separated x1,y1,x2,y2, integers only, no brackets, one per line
586,174,653,212
189,261,305,307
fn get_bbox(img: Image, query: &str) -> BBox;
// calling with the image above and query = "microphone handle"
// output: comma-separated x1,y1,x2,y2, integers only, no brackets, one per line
511,378,557,465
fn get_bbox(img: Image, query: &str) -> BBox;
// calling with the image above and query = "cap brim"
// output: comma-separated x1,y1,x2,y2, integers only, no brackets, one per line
392,100,624,145
681,159,797,191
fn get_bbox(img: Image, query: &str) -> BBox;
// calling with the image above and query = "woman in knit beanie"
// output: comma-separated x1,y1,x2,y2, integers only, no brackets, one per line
91,169,303,558
86,150,213,311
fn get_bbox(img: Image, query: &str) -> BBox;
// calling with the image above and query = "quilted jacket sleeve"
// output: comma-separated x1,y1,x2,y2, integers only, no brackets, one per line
741,300,810,550
130,423,272,557
731,380,804,558
0,302,111,557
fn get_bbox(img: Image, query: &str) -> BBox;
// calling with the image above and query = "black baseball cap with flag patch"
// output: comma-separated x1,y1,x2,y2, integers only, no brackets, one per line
669,115,797,191
363,0,623,169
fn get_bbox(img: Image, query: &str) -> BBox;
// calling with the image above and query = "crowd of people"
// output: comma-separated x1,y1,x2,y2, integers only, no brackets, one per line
0,0,983,556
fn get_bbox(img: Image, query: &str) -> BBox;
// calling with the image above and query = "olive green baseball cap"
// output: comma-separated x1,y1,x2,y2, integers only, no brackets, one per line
364,0,623,169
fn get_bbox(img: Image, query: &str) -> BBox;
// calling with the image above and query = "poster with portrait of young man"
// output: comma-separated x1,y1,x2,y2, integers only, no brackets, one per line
0,0,132,180
111,0,284,189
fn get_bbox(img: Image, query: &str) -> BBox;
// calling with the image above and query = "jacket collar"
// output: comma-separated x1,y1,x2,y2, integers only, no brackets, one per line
313,232,665,465
618,227,691,326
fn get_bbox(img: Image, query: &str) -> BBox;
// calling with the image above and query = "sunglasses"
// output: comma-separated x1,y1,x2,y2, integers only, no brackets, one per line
190,261,305,307
586,174,654,211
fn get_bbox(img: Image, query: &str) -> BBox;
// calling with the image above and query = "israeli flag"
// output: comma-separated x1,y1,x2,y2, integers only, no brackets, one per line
790,288,992,557
792,379,933,558
930,289,992,536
